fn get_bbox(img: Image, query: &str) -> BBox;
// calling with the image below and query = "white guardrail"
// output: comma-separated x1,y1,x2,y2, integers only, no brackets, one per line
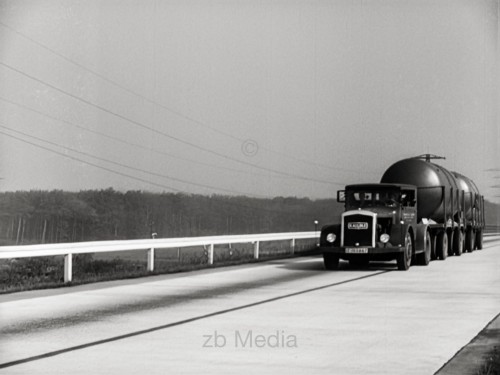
0,231,317,283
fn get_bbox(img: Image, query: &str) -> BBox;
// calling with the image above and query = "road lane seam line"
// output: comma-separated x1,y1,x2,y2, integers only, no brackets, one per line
0,270,390,369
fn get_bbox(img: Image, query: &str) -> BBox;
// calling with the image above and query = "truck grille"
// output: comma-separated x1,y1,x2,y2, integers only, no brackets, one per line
342,213,376,247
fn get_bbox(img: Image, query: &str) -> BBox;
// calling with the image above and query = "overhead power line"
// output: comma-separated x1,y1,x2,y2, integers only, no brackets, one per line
0,20,373,176
0,128,319,215
0,128,180,193
0,96,299,181
0,60,343,186
0,21,241,141
0,124,270,197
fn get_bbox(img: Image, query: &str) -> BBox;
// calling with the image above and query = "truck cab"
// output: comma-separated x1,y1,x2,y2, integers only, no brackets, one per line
320,183,429,271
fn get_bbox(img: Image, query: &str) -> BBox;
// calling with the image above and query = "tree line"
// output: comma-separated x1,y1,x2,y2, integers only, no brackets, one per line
0,189,343,245
1,188,498,246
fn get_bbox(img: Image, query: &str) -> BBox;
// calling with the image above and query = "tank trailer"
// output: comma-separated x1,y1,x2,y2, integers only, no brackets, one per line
320,155,485,270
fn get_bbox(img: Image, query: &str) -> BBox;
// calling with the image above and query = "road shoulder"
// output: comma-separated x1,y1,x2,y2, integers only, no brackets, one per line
436,312,500,375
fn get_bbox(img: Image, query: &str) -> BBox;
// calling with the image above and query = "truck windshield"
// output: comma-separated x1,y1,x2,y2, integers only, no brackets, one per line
346,190,399,209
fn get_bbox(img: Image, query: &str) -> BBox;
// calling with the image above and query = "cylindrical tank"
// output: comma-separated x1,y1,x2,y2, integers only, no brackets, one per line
452,172,480,221
380,158,460,222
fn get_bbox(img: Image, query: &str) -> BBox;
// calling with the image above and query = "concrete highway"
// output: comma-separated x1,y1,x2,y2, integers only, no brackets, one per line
1,236,500,374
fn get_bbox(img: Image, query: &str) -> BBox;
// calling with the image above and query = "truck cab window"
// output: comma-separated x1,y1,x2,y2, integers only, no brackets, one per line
401,190,416,207
347,190,400,209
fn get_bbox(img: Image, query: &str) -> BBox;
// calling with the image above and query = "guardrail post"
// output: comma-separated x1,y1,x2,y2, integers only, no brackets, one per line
254,241,260,259
147,248,155,272
208,244,214,265
64,253,72,283
291,238,296,255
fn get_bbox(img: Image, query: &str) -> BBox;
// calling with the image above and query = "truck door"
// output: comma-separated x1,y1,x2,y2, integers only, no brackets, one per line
401,189,417,226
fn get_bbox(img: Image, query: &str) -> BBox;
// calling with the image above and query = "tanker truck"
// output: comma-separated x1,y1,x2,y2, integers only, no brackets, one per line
320,155,485,271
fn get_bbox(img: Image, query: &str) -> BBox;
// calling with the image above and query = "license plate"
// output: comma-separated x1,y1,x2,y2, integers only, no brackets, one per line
345,247,369,254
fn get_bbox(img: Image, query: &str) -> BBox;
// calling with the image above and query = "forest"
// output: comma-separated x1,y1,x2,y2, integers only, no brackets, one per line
0,189,344,246
1,188,498,246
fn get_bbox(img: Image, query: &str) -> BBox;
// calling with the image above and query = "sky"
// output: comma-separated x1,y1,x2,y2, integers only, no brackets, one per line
0,0,498,201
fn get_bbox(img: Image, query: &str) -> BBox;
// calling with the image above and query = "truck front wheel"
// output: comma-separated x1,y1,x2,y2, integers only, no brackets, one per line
417,231,431,266
323,253,340,270
397,232,412,271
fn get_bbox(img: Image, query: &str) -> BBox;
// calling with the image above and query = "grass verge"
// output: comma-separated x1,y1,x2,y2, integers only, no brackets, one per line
476,346,500,375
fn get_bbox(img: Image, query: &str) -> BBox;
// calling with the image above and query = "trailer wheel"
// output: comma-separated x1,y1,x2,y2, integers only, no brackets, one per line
436,231,448,260
447,230,454,256
323,253,340,270
453,229,463,256
475,230,483,250
417,231,431,266
465,227,474,253
397,232,412,271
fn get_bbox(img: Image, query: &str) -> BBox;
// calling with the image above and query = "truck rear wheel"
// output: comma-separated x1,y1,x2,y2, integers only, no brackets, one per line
323,253,340,270
417,231,431,266
397,232,412,271
436,231,448,260
465,227,475,253
430,233,437,260
453,229,463,256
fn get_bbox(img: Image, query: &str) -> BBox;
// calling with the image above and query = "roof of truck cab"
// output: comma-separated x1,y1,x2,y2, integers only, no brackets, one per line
344,183,417,190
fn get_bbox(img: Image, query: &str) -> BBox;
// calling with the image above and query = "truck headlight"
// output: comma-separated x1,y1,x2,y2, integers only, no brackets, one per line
380,233,390,243
326,233,336,243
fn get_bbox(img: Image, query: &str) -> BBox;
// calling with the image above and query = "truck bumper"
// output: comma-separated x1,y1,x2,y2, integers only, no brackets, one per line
321,245,404,258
